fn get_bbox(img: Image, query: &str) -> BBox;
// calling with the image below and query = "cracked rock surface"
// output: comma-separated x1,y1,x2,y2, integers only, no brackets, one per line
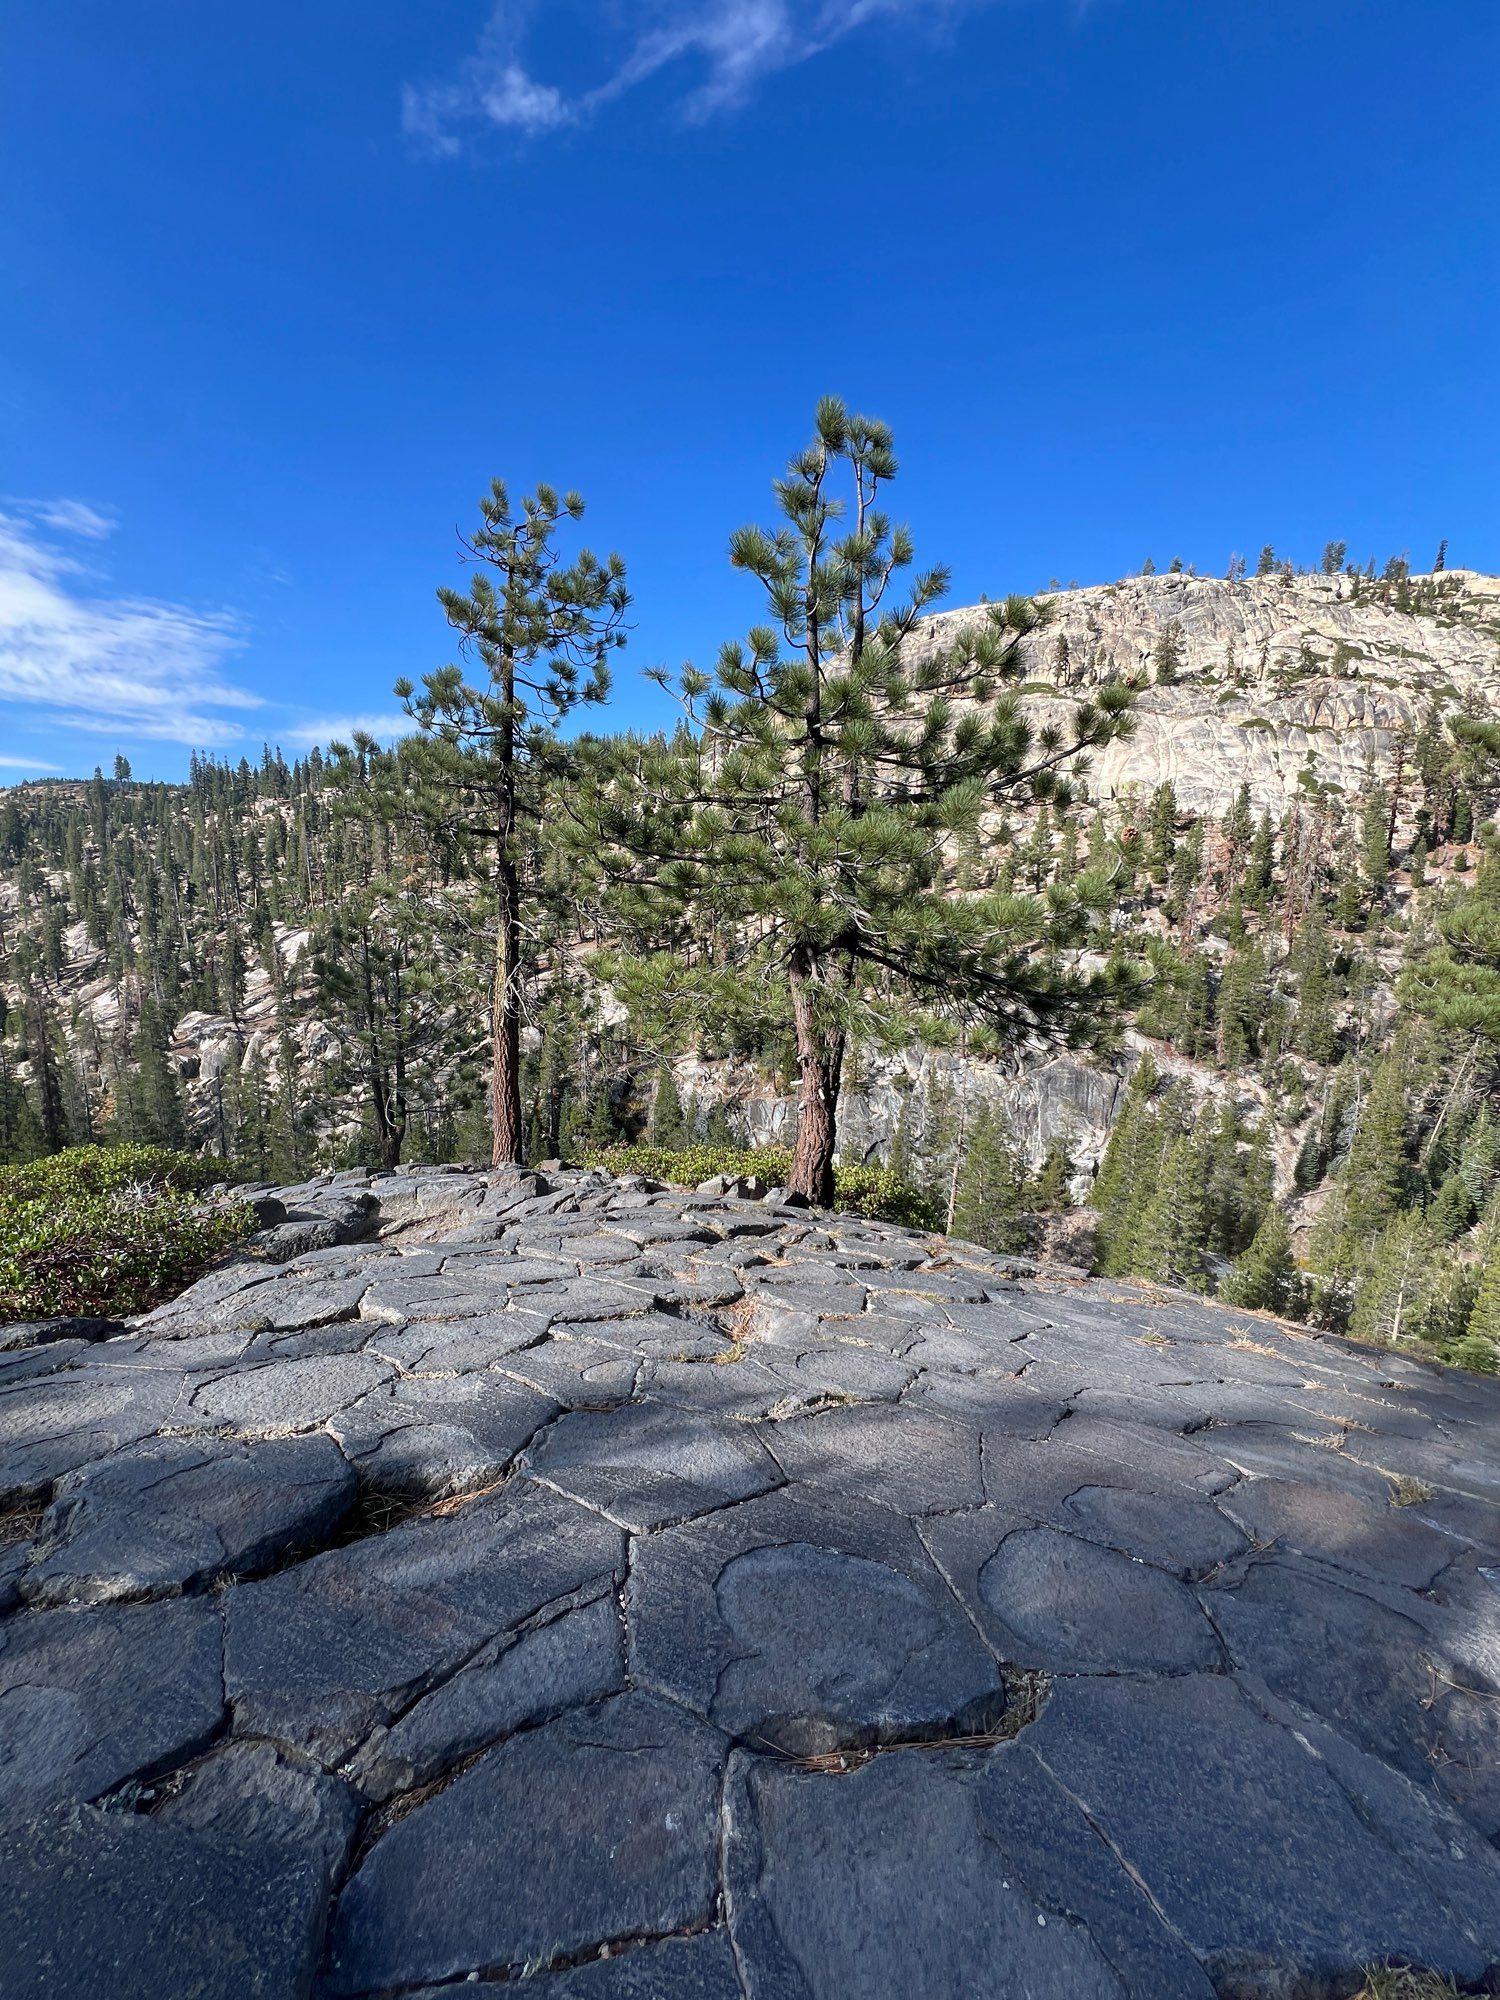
2,1162,1499,1998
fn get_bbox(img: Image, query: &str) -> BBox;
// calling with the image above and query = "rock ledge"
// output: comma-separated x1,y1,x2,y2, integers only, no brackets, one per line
2,1164,1499,1999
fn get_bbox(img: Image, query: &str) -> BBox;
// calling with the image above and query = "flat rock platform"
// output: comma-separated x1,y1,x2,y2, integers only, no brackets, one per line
3,1165,1500,1999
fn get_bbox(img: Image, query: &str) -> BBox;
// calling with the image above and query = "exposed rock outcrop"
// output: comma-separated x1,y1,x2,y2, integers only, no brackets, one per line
2,1165,1498,1997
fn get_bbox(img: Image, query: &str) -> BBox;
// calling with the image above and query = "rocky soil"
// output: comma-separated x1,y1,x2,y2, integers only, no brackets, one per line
2,1165,1500,1999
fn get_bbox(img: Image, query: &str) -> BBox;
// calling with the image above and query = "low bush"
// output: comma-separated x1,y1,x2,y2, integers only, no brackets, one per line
574,1140,944,1230
0,1145,255,1321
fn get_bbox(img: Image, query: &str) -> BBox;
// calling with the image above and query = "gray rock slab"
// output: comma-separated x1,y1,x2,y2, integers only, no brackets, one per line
325,1693,726,1994
188,1350,394,1434
555,1309,736,1359
0,1801,336,2000
631,1484,1003,1755
724,1747,1129,2000
763,1401,984,1515
0,1368,180,1503
3,1164,1499,1995
524,1398,780,1529
358,1269,533,1323
971,1745,1218,1999
328,1372,556,1497
1062,1481,1248,1579
1219,1474,1456,1589
926,1515,1221,1672
224,1479,624,1762
20,1431,356,1604
1026,1671,1497,1992
0,1595,224,1810
400,1934,745,2000
0,1337,94,1384
360,1312,549,1372
156,1735,361,1881
348,1589,626,1800
1206,1554,1500,1833
496,1332,642,1405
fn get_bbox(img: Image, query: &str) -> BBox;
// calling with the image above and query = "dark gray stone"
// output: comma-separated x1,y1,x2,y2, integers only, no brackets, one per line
631,1485,1003,1755
0,1596,224,1810
1206,1554,1500,1832
763,1401,984,1515
401,1934,746,2000
525,1398,780,1529
1062,1482,1247,1579
1219,1475,1455,1589
1026,1672,1496,1993
0,1802,336,2000
156,1736,361,1882
961,1520,1221,1672
224,1480,624,1761
325,1693,726,1994
0,1314,125,1352
328,1372,556,1497
0,1368,179,1503
3,1164,1499,1995
348,1589,626,1799
188,1350,393,1433
724,1747,1129,1999
20,1431,355,1604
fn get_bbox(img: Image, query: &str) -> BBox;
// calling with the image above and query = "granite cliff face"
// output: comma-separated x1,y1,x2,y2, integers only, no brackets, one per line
926,566,1500,818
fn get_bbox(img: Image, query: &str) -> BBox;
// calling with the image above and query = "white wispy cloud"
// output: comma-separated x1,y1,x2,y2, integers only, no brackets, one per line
405,0,983,148
0,753,61,771
34,499,117,541
280,712,411,748
0,510,260,746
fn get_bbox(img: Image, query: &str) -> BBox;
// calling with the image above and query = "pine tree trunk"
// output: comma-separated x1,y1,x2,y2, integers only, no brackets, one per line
788,949,842,1206
491,652,525,1168
490,851,524,1166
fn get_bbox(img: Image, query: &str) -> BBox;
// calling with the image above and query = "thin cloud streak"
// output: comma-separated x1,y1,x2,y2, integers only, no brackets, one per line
280,712,411,748
0,754,62,771
405,0,987,147
0,511,260,746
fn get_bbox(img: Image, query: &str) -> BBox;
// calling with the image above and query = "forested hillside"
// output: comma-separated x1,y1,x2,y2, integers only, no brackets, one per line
5,458,1500,1370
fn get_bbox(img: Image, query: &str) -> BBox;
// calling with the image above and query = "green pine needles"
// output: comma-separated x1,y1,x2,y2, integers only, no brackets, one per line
595,398,1138,1202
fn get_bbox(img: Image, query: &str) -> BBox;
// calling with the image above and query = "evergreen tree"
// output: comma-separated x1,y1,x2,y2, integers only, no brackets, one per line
600,399,1136,1203
1349,1209,1432,1345
1220,1207,1303,1316
647,1062,688,1147
950,1104,1026,1252
394,480,629,1164
1151,622,1184,687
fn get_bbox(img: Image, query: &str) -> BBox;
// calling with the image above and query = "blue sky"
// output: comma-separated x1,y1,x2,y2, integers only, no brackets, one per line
1,0,1496,780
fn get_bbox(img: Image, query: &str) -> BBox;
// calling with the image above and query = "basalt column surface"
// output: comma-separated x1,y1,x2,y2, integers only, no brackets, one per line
2,1164,1499,1999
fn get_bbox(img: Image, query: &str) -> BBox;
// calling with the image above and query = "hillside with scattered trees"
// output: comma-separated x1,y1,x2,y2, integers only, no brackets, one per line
4,403,1500,1371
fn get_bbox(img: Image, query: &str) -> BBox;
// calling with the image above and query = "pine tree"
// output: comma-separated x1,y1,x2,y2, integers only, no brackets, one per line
1131,1113,1211,1290
950,1105,1026,1252
1152,622,1184,687
1220,1207,1302,1315
1349,1209,1432,1345
599,399,1136,1203
394,480,629,1164
647,1062,687,1147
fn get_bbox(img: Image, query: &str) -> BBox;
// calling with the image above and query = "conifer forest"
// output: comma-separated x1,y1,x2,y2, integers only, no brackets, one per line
5,403,1500,1371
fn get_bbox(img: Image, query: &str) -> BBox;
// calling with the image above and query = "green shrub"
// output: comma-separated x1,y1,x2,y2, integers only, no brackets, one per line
574,1140,943,1230
0,1145,255,1321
